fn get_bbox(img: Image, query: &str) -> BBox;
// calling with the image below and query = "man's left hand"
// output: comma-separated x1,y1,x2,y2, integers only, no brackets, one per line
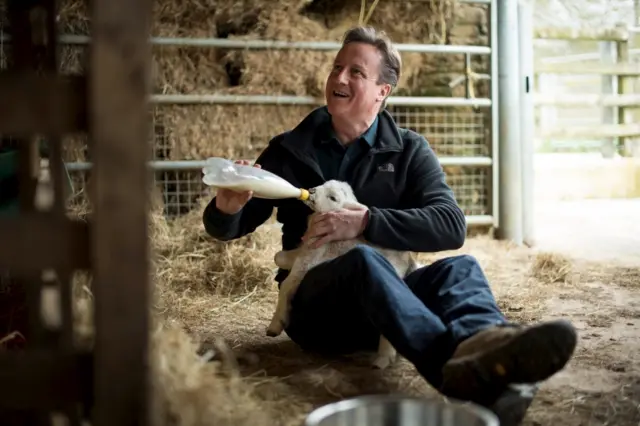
302,206,369,249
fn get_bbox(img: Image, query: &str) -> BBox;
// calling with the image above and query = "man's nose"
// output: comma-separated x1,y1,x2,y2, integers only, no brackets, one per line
335,69,349,84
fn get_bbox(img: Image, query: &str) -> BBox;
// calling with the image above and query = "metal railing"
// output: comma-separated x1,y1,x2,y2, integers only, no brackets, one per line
1,0,499,229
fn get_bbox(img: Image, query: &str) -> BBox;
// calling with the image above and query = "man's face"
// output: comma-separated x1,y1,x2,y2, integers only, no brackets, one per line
325,42,392,122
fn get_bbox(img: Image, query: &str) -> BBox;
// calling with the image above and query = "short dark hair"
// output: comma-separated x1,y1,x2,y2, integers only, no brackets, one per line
341,26,402,109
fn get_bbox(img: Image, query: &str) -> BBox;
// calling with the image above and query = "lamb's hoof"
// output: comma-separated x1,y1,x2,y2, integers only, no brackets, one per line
266,320,284,337
372,355,395,370
266,328,280,337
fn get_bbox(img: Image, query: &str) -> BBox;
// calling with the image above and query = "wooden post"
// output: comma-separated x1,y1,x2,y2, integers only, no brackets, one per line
617,33,640,157
600,41,618,158
89,0,153,425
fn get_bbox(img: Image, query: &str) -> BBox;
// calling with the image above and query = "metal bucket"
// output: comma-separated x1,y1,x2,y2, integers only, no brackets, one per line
303,395,500,426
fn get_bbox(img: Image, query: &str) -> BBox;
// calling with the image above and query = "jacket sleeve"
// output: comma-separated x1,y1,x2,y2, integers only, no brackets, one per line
202,141,280,242
362,136,467,252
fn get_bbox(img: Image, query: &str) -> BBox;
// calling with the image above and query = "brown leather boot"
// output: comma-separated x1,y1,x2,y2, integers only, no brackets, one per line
439,319,577,409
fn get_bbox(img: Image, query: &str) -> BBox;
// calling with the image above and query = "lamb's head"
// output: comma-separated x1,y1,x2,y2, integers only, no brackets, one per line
304,180,361,213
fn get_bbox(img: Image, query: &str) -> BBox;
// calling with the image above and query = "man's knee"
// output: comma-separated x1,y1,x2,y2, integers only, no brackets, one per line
450,254,480,266
342,244,381,263
435,254,482,271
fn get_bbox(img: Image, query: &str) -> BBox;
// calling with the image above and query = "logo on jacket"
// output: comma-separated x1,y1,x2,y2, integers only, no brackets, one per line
378,163,395,172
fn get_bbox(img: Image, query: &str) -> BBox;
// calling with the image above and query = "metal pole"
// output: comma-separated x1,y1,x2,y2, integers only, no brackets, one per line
496,0,523,244
489,0,500,229
0,33,492,55
64,156,494,172
518,1,535,247
150,94,492,108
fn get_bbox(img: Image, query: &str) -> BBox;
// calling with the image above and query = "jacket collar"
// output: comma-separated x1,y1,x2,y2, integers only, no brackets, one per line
281,105,404,158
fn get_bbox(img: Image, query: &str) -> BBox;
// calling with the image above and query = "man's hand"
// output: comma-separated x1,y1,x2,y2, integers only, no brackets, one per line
302,206,369,249
215,160,262,215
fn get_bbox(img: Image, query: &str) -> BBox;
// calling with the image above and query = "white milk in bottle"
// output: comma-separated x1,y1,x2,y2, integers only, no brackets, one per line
202,157,310,201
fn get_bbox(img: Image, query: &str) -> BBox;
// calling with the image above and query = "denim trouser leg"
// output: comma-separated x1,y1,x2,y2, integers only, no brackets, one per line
284,244,507,388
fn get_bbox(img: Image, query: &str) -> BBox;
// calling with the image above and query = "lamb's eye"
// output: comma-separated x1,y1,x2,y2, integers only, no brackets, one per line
329,196,337,202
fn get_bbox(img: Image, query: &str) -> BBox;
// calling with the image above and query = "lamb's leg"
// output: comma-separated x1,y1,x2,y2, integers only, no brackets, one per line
266,269,305,337
372,335,397,370
274,248,301,270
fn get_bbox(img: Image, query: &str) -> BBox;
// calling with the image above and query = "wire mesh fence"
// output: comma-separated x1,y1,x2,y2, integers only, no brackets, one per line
0,16,493,221
61,104,491,219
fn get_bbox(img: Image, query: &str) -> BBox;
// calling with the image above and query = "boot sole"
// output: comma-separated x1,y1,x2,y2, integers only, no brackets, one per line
440,319,578,406
489,384,539,426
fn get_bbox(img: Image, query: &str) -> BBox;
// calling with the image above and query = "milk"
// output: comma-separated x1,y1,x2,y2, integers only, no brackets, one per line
202,157,310,201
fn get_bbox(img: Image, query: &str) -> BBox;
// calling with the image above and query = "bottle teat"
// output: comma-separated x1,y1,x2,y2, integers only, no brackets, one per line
299,189,310,201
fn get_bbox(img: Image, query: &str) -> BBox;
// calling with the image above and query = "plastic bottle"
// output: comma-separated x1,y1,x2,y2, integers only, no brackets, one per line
202,157,310,201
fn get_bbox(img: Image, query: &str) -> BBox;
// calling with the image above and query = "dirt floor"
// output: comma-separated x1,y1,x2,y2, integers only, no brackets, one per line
148,197,640,426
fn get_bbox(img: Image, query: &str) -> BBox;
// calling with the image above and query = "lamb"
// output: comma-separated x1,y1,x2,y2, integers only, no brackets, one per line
266,179,419,370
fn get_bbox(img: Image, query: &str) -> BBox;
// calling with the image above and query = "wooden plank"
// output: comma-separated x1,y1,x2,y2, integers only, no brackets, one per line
0,214,91,272
538,124,640,140
535,62,640,76
90,0,153,425
534,26,629,42
0,350,92,411
534,93,640,107
0,73,87,136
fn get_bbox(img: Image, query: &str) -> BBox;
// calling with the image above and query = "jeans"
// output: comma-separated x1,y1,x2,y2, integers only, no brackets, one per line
284,244,508,388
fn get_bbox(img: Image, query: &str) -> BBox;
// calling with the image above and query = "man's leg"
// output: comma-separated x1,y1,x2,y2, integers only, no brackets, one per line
284,245,576,419
402,252,577,424
284,246,452,372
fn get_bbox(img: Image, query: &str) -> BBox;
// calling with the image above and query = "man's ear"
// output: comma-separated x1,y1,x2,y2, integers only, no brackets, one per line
377,83,392,101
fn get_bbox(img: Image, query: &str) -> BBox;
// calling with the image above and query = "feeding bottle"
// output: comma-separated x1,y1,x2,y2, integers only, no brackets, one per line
202,157,310,201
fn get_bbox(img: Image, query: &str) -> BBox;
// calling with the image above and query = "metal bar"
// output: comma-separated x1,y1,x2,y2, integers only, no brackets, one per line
518,1,535,247
449,73,491,89
0,33,492,55
537,123,640,139
496,0,523,244
534,26,629,42
489,0,500,229
465,215,494,226
151,94,492,107
540,49,640,64
533,92,640,107
65,156,494,172
535,62,640,76
464,53,471,98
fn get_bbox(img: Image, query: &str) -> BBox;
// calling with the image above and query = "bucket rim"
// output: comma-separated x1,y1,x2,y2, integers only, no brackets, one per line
303,394,500,426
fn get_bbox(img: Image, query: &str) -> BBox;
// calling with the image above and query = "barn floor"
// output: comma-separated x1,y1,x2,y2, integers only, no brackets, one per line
154,198,640,426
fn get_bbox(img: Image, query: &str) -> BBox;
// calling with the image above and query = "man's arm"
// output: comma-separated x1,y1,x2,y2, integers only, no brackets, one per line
362,136,467,253
202,140,281,241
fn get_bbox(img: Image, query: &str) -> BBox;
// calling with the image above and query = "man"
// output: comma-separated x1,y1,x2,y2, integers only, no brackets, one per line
203,26,577,424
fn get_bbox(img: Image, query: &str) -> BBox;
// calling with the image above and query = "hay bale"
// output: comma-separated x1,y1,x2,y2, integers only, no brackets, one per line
67,199,283,425
530,252,575,284
159,104,316,160
152,322,275,426
55,0,491,216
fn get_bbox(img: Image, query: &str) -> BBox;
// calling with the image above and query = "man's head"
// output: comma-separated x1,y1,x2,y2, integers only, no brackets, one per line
325,26,402,123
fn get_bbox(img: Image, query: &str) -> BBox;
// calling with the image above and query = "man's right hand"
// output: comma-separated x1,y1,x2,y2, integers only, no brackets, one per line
214,160,262,215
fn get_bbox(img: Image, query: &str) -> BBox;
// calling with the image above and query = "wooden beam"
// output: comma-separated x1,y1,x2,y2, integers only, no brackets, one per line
538,124,640,140
534,26,629,42
535,62,640,76
90,0,153,425
0,350,92,411
0,73,87,136
0,214,91,272
534,93,640,107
